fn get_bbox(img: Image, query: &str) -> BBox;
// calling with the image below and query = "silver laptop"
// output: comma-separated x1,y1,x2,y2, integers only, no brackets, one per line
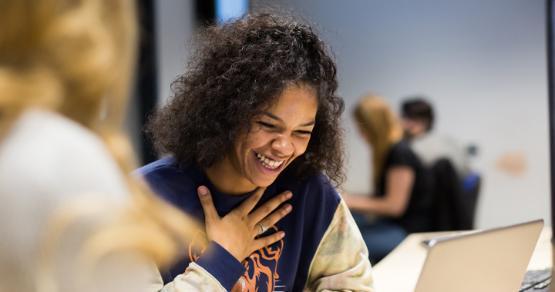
414,219,544,292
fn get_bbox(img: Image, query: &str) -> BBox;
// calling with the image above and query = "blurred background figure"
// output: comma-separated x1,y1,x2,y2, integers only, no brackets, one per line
401,97,480,231
400,97,469,179
0,1,198,291
343,94,434,264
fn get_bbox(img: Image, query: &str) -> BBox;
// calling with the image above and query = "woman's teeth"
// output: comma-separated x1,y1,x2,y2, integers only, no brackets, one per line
256,153,284,170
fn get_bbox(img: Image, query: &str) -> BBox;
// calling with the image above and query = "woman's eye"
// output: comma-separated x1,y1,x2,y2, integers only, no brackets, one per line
257,121,276,129
295,130,313,136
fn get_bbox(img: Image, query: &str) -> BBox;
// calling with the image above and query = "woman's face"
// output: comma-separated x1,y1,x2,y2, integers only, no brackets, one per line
228,84,318,191
356,122,373,146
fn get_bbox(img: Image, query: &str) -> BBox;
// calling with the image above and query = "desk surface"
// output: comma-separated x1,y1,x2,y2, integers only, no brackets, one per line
372,227,552,292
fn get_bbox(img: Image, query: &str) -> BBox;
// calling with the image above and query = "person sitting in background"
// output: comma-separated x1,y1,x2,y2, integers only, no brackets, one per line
400,97,469,178
137,13,373,291
401,97,480,230
343,94,433,264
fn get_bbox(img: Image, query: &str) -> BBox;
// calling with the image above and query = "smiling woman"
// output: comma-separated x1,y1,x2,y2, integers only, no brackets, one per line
206,84,318,194
138,13,374,292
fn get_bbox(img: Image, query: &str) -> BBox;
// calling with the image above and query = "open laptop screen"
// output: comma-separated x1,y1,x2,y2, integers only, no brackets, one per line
415,219,544,292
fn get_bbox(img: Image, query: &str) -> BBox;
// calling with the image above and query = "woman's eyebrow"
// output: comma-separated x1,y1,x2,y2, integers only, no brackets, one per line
262,112,315,127
261,112,282,122
299,121,316,127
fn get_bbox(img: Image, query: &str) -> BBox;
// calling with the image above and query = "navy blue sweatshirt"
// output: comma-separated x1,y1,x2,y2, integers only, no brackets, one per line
138,157,372,291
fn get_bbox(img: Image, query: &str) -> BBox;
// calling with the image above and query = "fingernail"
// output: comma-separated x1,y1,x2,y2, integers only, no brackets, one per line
285,192,292,199
285,204,292,212
198,186,208,196
279,231,285,238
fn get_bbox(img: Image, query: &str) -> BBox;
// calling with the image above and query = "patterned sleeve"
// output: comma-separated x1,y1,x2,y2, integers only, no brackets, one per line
159,262,227,292
81,244,231,292
161,242,245,292
68,248,229,292
303,200,374,292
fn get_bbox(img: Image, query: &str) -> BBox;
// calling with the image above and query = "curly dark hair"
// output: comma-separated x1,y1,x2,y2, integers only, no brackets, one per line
146,13,345,185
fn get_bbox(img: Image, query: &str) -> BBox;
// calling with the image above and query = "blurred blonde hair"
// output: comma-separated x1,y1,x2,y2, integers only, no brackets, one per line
0,0,133,135
353,94,403,187
0,0,200,288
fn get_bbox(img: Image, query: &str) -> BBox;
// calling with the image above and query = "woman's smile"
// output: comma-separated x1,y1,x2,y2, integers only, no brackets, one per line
254,152,285,170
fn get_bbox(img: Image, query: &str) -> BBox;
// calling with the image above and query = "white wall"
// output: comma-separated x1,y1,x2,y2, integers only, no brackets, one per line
155,0,195,105
253,0,550,228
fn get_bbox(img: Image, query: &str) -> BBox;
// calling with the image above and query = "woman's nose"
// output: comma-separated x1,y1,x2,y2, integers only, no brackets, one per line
271,135,294,157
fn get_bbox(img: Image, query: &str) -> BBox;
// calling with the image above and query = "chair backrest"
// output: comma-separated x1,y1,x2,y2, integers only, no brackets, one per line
430,158,480,231
459,171,481,229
